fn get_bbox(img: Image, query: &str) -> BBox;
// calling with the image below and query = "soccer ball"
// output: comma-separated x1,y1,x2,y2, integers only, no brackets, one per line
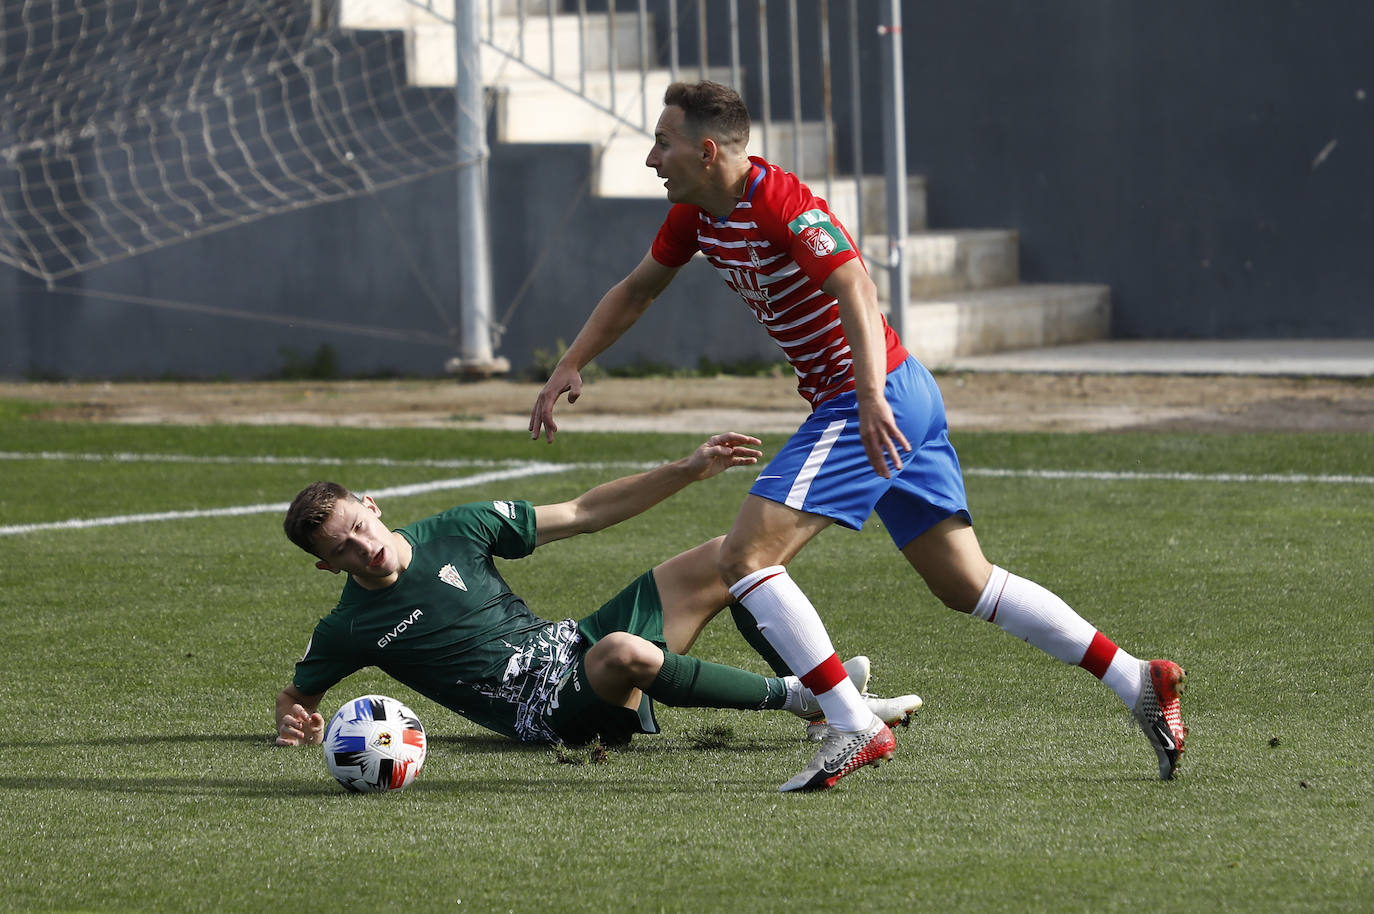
322,694,427,793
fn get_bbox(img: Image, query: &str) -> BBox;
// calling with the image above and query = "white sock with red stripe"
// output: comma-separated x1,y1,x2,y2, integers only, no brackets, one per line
972,566,1142,707
729,565,872,731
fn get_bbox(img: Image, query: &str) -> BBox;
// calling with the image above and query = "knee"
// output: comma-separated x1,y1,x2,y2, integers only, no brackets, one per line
717,535,770,588
925,566,993,614
588,632,661,680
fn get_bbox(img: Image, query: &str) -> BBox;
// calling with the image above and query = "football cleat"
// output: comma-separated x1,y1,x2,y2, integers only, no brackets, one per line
806,692,923,742
865,692,922,729
791,656,872,723
779,717,895,793
1132,659,1188,780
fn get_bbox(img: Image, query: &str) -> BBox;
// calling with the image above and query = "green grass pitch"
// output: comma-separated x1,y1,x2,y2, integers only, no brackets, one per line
1,402,1371,912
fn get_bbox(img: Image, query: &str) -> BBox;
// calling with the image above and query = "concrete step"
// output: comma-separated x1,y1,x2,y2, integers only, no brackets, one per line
744,122,839,185
865,229,1019,300
340,0,554,30
491,69,736,143
589,135,659,196
406,14,653,87
340,0,447,29
898,284,1112,368
749,121,832,182
822,175,928,238
595,120,834,197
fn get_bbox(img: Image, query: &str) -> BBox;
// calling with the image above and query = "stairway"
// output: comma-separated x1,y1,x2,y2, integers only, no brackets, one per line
337,0,1110,368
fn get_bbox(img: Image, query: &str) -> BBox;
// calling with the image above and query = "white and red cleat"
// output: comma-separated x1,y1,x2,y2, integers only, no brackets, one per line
779,717,896,792
1132,659,1188,780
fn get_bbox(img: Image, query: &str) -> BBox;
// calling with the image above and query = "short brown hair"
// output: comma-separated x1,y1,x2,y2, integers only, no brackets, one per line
283,481,359,556
663,80,750,148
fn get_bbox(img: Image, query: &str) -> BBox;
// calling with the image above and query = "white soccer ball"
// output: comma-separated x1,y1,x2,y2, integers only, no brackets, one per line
322,694,427,793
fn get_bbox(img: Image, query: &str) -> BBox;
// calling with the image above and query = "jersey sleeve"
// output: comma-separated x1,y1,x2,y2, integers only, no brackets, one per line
292,616,364,697
418,499,538,561
649,203,702,267
765,178,863,286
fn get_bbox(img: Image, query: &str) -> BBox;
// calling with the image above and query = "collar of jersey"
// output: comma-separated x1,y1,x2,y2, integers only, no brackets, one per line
713,160,766,226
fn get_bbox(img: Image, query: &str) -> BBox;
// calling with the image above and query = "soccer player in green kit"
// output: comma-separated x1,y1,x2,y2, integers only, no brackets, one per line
273,433,920,754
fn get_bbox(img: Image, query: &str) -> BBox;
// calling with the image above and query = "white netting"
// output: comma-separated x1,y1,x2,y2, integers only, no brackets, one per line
0,0,465,283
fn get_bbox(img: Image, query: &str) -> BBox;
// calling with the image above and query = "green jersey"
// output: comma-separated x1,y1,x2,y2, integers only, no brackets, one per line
293,498,581,742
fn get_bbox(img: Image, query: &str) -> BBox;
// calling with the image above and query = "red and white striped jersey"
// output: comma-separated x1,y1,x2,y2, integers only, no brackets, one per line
651,156,908,408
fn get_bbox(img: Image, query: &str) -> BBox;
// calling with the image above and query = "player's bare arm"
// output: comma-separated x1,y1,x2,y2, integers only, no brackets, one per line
533,432,761,545
275,684,325,747
529,250,682,443
824,259,911,478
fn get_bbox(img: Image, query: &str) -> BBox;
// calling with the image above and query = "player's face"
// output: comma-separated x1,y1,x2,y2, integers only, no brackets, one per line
310,496,401,583
646,105,707,205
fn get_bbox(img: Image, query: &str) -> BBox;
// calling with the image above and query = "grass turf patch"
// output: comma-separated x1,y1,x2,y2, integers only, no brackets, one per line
1,418,1371,911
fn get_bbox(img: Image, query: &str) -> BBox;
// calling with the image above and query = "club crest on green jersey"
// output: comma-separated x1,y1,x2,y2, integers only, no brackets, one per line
438,563,467,591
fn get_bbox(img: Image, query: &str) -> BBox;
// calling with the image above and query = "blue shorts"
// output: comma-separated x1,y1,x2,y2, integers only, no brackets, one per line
748,357,971,548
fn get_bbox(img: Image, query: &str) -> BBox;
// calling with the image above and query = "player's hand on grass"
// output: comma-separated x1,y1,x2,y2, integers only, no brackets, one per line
686,432,763,480
275,704,325,747
530,363,584,443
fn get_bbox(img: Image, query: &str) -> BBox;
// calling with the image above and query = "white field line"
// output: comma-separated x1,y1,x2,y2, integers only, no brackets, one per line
0,450,653,472
0,451,587,470
3,451,1372,538
8,450,1373,485
964,467,1374,485
0,462,578,537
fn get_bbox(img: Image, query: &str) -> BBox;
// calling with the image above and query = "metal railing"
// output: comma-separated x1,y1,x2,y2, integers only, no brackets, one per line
377,0,910,355
476,1,863,195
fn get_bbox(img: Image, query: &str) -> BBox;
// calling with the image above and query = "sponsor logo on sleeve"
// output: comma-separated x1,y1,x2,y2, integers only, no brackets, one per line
493,500,517,519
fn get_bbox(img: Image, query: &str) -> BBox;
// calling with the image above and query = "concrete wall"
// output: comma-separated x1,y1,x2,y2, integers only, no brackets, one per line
691,0,1373,340
488,144,776,374
3,0,1371,380
1,142,774,380
892,1,1374,339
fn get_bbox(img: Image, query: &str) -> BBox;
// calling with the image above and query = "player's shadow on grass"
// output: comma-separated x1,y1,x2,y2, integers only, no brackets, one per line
10,733,554,752
9,732,273,750
0,773,334,798
3,731,1024,798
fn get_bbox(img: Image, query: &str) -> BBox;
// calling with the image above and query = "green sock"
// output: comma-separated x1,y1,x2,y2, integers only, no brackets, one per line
648,650,789,710
730,602,793,677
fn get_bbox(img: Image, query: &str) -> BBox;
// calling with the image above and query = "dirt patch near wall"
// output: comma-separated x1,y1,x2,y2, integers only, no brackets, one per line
5,372,1373,433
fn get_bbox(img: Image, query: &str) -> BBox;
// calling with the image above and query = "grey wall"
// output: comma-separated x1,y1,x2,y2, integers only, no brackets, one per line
4,0,1371,380
5,177,464,380
488,144,778,374
895,0,1374,339
1,142,775,380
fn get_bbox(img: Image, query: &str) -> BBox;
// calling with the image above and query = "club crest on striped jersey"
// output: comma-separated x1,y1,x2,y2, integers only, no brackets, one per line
788,209,851,258
438,563,467,590
801,225,836,256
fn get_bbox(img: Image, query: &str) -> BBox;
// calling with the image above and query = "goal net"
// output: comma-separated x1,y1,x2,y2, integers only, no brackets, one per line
1,0,463,284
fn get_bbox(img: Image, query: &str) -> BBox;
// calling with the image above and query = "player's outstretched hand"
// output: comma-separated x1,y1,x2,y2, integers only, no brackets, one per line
530,363,584,443
686,432,763,480
275,704,325,747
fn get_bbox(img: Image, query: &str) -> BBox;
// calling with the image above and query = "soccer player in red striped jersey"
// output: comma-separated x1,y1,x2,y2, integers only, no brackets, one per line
529,81,1187,789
